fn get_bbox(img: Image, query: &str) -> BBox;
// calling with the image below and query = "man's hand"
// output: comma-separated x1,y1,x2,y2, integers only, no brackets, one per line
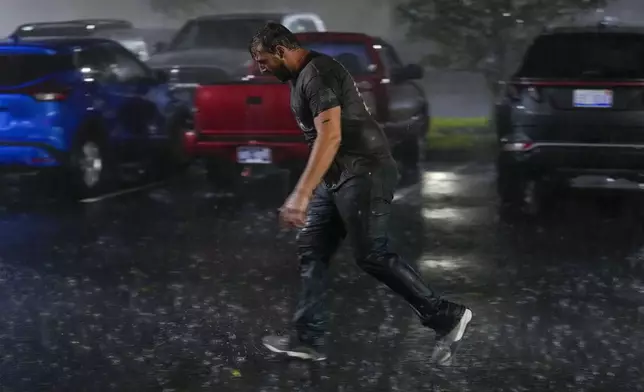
279,190,311,228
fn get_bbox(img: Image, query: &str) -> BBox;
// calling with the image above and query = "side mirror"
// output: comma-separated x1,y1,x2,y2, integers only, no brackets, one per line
80,67,106,83
153,42,167,53
405,64,424,80
392,63,424,82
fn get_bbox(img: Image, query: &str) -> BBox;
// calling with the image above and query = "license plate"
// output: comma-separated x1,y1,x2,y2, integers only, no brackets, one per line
237,146,271,164
573,89,613,108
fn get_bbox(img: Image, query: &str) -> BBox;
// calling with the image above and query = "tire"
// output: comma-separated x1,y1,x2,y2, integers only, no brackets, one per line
67,127,112,199
396,135,423,179
153,115,194,178
205,158,237,190
497,165,560,216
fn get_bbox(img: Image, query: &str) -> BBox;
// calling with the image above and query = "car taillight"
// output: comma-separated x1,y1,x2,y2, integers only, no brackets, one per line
24,82,70,102
32,92,68,101
505,83,541,102
506,84,521,101
0,81,70,101
501,140,534,152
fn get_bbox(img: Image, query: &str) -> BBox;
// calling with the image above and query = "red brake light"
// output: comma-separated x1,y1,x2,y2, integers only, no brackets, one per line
29,83,70,102
5,81,71,102
32,92,68,101
502,141,534,152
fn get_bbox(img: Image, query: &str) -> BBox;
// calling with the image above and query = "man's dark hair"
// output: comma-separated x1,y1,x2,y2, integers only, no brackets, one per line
249,22,301,56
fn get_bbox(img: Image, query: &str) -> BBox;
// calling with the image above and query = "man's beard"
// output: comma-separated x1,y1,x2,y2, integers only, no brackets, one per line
272,62,292,82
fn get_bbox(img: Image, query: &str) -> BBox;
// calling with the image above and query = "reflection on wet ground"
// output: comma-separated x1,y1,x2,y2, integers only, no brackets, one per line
0,159,643,391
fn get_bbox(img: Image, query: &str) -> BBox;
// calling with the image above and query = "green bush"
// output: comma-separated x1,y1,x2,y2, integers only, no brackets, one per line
427,116,493,149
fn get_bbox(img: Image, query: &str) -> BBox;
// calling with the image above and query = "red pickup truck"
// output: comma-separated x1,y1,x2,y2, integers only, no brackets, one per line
191,32,429,188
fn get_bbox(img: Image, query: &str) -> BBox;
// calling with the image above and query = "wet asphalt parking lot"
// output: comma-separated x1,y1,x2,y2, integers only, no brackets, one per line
1,154,644,391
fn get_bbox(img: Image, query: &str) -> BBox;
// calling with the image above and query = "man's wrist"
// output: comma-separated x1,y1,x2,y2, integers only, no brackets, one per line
294,186,313,198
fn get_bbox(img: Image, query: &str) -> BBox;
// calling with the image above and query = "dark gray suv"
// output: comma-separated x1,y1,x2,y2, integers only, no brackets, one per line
495,21,644,211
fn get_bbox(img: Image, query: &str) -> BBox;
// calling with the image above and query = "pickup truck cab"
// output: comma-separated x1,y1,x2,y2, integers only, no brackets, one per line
190,32,428,188
147,13,327,110
151,12,326,55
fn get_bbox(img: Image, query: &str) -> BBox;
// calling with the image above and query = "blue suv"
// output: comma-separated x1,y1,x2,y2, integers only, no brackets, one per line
0,37,193,198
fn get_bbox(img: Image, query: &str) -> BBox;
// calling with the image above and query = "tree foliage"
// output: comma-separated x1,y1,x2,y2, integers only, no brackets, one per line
396,0,611,90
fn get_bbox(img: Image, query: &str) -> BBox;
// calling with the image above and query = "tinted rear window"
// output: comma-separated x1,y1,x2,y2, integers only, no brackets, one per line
169,19,268,51
517,32,644,79
303,42,374,75
0,53,74,86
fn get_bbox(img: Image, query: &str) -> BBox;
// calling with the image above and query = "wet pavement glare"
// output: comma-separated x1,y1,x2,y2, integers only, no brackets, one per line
0,157,643,391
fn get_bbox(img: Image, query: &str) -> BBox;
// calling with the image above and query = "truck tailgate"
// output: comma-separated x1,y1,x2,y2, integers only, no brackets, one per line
194,82,298,134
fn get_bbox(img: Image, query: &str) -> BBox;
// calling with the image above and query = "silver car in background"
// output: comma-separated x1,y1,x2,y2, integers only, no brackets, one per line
91,28,176,61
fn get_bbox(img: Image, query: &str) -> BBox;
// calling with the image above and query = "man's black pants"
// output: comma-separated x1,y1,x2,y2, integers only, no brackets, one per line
294,162,462,347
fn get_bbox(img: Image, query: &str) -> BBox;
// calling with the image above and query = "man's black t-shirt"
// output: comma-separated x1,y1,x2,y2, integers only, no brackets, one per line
289,51,394,186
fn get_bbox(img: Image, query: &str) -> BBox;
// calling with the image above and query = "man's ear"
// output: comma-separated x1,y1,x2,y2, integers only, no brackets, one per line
275,45,286,59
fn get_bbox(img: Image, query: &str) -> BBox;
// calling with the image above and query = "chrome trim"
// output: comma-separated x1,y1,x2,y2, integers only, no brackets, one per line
504,141,644,152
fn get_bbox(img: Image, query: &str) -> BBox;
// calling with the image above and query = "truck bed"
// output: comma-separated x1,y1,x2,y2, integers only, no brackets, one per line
193,78,308,164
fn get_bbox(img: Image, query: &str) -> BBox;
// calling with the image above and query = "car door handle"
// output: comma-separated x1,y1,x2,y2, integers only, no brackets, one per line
246,96,262,105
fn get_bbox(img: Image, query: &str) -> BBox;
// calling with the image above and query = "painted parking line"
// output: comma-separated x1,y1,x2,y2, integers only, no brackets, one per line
79,180,166,203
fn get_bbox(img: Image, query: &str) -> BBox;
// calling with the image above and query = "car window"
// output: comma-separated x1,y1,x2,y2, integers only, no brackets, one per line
517,32,644,79
0,53,74,86
287,18,318,33
76,45,112,78
302,42,375,75
102,43,151,82
168,19,268,51
377,43,403,73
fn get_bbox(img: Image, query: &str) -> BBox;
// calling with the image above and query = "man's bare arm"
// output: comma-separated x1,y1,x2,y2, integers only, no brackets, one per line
293,106,342,197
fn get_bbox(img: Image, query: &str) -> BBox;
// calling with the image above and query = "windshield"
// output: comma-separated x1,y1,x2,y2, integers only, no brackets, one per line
303,42,374,75
168,19,269,51
0,53,74,86
517,32,644,79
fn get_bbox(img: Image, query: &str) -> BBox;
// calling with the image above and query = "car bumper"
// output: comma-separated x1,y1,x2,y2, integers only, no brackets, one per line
499,142,644,181
0,141,66,170
193,132,309,165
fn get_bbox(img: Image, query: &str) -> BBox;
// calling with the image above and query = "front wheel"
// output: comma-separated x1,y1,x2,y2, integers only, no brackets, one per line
67,130,112,199
394,135,424,182
164,117,195,174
